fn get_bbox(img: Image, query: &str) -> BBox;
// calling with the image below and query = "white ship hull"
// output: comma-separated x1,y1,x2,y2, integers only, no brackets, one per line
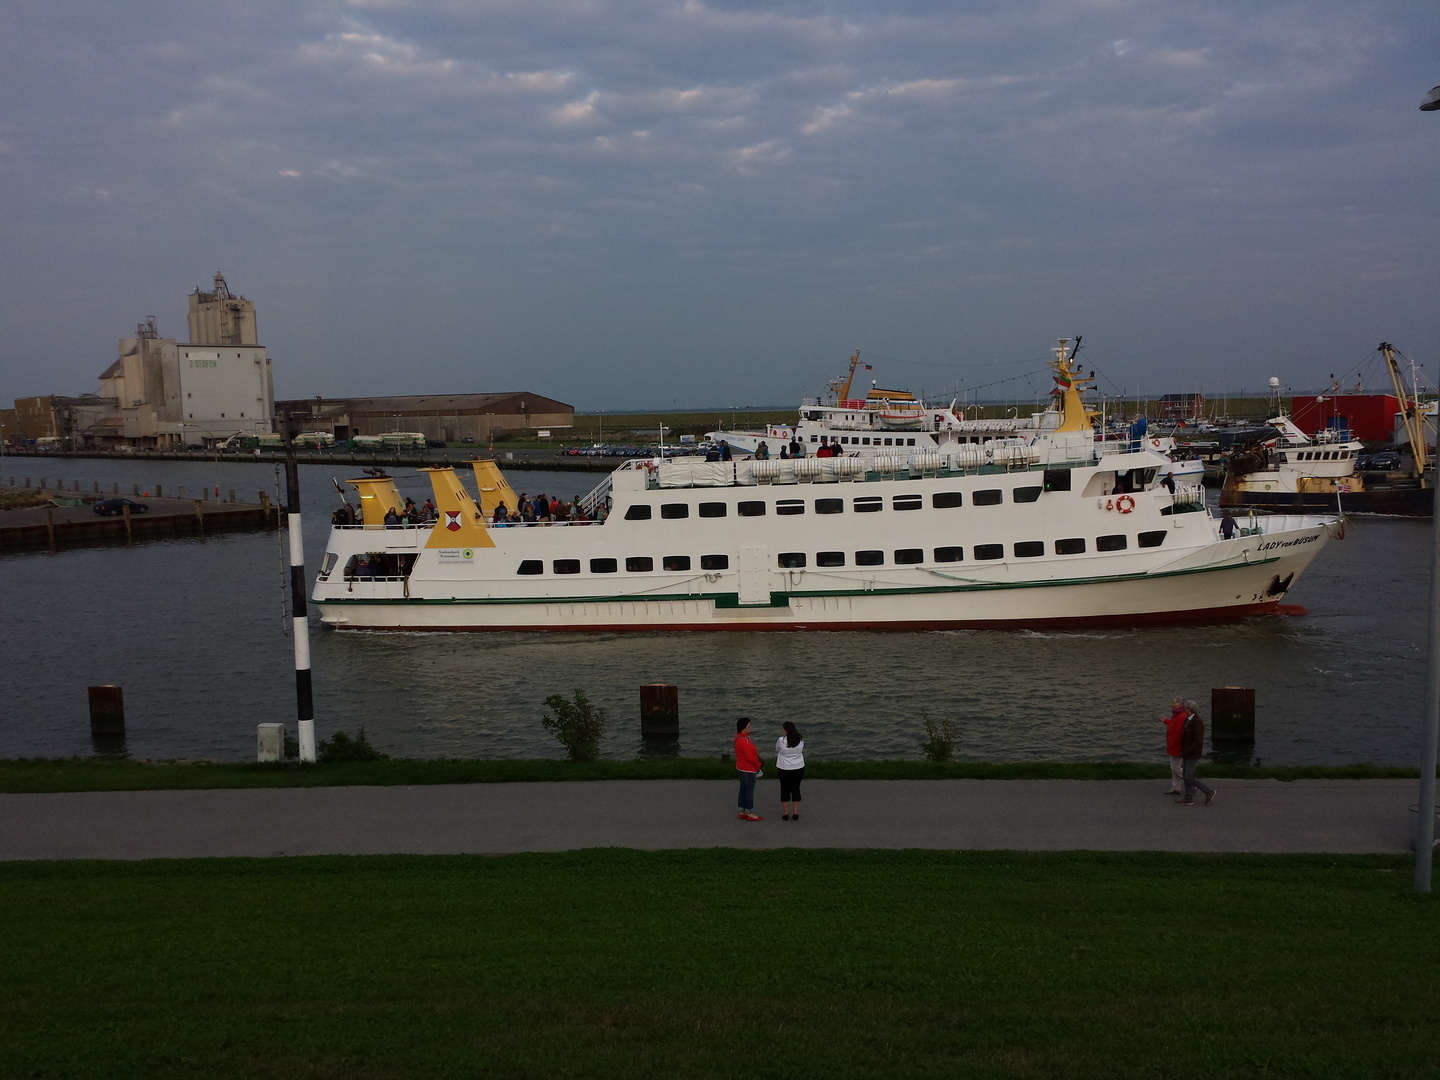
313,460,1333,632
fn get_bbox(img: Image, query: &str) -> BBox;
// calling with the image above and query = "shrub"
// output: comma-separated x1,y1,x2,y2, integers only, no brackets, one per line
919,710,959,762
283,730,299,759
541,689,607,762
317,726,387,763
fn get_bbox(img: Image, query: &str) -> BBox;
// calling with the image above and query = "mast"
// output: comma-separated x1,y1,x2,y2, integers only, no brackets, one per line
830,351,863,402
1380,342,1427,482
1049,338,1099,433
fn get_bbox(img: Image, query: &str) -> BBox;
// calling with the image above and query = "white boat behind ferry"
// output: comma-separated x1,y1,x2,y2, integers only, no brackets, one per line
707,348,1205,483
311,340,1339,632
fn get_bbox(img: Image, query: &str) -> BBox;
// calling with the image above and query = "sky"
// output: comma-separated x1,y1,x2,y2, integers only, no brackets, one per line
2,0,1438,411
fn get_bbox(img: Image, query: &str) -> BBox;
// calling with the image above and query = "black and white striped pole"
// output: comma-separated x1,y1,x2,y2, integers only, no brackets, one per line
283,413,316,762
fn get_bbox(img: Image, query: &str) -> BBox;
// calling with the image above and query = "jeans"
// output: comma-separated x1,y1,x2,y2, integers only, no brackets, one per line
1182,758,1213,799
737,769,757,812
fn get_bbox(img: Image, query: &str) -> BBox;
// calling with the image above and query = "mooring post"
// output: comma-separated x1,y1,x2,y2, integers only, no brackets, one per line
285,413,317,763
122,502,132,542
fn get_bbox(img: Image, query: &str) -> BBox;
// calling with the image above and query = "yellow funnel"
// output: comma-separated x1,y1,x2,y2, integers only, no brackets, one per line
422,468,495,549
347,476,405,529
469,458,518,518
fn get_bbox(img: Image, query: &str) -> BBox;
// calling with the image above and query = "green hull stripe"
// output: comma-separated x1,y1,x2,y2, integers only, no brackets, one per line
313,552,1286,607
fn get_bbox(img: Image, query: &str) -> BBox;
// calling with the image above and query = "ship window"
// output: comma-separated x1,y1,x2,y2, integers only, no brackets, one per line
701,554,729,570
815,498,843,514
932,491,963,508
698,502,726,518
894,548,923,564
853,496,883,513
840,437,849,444
778,552,806,568
817,551,845,567
855,550,884,566
974,544,1004,560
884,438,894,446
554,559,581,575
907,438,916,446
776,499,805,516
737,501,766,517
1055,538,1086,555
862,438,871,445
1014,542,1045,558
624,505,652,520
1138,530,1168,548
810,435,818,443
893,494,923,511
661,503,689,519
626,556,653,572
590,558,618,574
1013,486,1042,503
973,489,1003,506
663,555,691,571
1096,534,1127,552
934,546,964,562
517,560,543,575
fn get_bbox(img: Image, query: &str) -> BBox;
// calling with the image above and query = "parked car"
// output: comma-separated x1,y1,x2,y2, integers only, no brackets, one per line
1371,450,1401,471
93,498,149,516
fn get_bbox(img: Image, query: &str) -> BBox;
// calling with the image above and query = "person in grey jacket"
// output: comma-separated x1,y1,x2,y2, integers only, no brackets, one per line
776,721,805,820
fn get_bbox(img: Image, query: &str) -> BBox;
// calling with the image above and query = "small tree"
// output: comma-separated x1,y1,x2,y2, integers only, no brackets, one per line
919,709,959,762
542,689,607,762
317,725,387,763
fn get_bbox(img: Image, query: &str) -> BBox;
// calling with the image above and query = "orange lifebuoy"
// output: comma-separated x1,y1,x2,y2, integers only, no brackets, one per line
1117,494,1135,514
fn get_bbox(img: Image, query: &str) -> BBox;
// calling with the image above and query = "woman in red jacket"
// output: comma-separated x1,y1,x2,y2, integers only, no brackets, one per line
734,717,763,821
1161,699,1187,795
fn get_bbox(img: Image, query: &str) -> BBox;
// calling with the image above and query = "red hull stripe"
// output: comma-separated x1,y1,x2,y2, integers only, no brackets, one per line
337,599,1291,633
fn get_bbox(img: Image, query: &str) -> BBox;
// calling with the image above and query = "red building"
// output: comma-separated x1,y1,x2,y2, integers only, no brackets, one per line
1289,394,1400,444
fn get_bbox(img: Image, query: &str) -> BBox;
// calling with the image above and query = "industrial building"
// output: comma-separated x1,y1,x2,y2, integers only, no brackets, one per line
275,392,573,443
11,273,275,448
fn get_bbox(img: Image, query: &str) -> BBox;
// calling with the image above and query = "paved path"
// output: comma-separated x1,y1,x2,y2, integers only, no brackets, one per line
0,779,1420,860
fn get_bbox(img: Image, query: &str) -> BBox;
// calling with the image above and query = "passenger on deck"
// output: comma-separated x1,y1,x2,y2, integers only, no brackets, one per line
384,507,400,527
719,440,733,461
493,502,509,525
1220,512,1238,540
331,504,351,526
421,499,437,522
790,437,802,458
1160,472,1176,493
756,440,769,460
779,446,789,459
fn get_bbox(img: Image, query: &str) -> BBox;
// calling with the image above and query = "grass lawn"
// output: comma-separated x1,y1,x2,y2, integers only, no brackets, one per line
0,757,1419,793
1,850,1436,1078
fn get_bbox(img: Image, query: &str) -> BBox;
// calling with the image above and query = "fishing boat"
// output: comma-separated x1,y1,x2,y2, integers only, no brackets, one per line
1220,350,1435,517
311,341,1339,632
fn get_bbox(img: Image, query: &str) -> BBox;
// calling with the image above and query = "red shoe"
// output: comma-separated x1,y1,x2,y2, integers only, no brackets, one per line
743,813,763,821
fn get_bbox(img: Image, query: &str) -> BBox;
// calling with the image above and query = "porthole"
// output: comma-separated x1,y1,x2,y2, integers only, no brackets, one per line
816,551,845,567
973,489,1003,506
855,550,884,566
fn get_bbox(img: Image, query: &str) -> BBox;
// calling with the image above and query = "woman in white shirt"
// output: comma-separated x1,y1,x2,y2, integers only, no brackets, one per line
775,721,805,820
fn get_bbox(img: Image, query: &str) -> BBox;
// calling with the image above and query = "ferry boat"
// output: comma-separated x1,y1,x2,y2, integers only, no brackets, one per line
311,341,1340,632
707,348,1206,483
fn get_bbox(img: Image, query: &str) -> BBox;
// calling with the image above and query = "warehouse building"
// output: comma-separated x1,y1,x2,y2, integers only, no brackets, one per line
276,392,573,443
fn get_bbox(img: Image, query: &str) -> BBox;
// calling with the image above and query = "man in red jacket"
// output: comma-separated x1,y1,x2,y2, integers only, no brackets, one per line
734,717,763,821
1161,699,1187,795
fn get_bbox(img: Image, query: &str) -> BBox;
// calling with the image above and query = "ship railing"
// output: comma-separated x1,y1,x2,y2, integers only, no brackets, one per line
578,471,614,518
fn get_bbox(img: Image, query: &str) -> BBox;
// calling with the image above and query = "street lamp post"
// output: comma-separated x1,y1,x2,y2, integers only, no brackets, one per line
1415,84,1440,892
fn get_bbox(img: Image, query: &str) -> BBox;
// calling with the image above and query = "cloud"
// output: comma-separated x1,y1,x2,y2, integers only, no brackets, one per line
0,0,1434,407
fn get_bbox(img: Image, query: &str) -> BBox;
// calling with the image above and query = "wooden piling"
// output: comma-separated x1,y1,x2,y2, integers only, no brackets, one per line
45,509,55,546
1211,687,1256,743
122,503,132,542
88,685,125,737
640,684,680,737
194,500,204,531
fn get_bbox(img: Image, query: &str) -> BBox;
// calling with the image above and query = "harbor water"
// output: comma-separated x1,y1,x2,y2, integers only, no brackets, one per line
0,459,1429,765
